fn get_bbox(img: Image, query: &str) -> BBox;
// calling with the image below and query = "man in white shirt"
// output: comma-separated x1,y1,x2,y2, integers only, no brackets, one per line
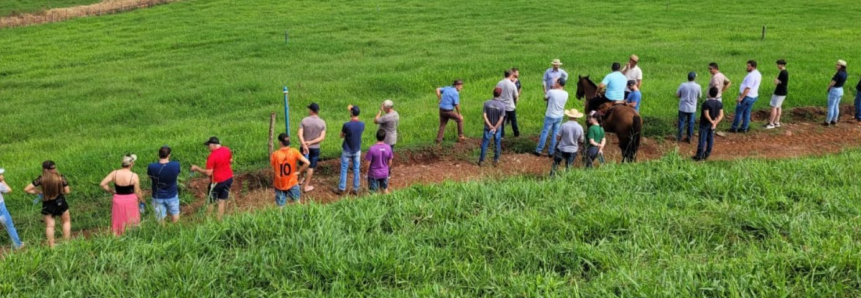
622,54,642,98
730,60,762,133
534,78,569,156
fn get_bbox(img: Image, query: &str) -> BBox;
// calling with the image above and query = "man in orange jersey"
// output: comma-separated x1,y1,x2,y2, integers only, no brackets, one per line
270,133,310,207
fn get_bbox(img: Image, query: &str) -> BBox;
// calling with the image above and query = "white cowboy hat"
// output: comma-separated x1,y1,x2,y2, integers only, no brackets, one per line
564,108,584,118
551,59,563,66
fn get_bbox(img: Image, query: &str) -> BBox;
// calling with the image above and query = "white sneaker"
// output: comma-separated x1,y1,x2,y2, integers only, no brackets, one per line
775,122,781,127
765,124,776,129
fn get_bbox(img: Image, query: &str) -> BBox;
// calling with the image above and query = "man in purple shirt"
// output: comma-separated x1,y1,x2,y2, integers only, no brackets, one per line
365,129,394,194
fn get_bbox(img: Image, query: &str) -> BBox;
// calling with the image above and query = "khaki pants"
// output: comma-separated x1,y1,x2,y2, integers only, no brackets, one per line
437,109,463,142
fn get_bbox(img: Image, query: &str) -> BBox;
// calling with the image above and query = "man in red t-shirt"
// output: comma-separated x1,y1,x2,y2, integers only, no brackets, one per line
191,136,234,221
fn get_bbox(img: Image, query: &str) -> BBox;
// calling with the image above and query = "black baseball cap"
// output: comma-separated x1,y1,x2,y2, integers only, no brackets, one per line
350,105,360,116
308,103,320,112
203,136,221,145
42,160,56,170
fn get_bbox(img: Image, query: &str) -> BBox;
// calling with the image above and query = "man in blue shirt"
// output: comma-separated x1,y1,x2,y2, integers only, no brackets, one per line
147,146,182,223
338,105,365,195
625,80,642,112
598,62,627,102
435,80,465,144
543,59,568,94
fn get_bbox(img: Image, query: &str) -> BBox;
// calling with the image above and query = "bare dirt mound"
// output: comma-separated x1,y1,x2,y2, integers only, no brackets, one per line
0,0,178,28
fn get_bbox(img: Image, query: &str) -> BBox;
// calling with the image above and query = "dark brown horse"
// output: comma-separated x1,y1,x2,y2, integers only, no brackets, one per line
576,75,643,162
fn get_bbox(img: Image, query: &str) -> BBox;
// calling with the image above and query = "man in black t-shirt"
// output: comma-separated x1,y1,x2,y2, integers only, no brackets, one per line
855,76,861,121
694,87,724,161
766,59,789,129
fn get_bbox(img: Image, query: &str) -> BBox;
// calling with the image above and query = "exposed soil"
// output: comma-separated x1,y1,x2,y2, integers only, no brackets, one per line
0,0,178,28
3,105,860,255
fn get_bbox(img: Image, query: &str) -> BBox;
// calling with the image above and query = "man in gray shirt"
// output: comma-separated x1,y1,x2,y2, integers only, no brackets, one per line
479,87,507,167
551,108,585,176
676,72,702,143
298,103,326,192
496,69,520,138
374,99,399,178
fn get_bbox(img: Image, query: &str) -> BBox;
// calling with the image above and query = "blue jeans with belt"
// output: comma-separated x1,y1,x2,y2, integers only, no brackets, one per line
731,96,757,131
0,202,22,249
827,87,844,123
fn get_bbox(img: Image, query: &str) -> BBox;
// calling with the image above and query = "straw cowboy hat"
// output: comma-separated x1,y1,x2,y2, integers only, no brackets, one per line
551,59,563,66
837,59,847,67
564,108,584,118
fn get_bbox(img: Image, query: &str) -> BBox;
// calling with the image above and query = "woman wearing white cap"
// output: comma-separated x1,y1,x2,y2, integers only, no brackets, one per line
825,60,848,126
99,154,144,236
0,168,24,250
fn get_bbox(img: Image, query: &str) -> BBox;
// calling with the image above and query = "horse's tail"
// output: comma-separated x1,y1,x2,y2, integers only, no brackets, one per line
629,114,643,161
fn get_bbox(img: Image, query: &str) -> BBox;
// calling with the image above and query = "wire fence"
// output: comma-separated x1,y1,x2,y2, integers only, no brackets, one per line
0,0,181,29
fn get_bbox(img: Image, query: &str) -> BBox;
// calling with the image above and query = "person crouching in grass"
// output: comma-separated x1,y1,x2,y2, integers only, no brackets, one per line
694,87,725,161
365,130,394,194
271,133,309,207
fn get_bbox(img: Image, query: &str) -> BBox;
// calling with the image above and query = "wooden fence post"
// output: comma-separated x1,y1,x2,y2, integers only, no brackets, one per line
269,113,276,154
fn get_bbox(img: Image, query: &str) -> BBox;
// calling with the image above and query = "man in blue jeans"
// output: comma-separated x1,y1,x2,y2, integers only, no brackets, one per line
676,72,701,143
147,146,182,223
854,76,861,122
0,169,23,250
730,60,762,133
338,105,365,195
534,77,569,157
479,87,507,166
694,87,724,161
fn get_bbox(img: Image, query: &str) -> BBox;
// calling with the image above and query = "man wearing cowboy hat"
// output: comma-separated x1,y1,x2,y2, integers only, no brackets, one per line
543,59,569,94
550,108,585,176
622,54,643,98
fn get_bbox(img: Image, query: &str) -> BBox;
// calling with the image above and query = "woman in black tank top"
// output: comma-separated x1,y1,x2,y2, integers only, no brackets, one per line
99,154,144,236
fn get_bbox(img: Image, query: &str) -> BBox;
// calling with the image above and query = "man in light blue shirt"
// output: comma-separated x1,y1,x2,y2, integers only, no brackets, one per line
543,59,569,94
676,72,702,143
598,62,627,102
435,80,465,143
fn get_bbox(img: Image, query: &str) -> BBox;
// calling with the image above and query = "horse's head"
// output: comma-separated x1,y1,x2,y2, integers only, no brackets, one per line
576,75,597,100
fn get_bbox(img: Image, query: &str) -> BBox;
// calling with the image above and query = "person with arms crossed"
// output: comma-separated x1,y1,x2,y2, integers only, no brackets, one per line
824,60,848,126
534,77,568,157
676,72,702,143
99,154,145,236
0,168,23,250
730,60,761,133
191,137,234,221
298,103,326,192
694,87,724,161
497,69,520,138
550,108,584,176
374,99,398,178
271,133,310,206
338,105,365,195
147,146,181,223
365,130,394,194
435,80,465,143
24,160,71,248
765,59,789,129
479,87,506,167
598,62,628,104
707,62,732,102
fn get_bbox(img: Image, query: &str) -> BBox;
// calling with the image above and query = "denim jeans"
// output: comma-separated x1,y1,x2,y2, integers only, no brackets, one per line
827,87,843,123
695,125,715,159
275,185,301,206
854,92,861,120
730,96,758,131
367,178,389,192
501,110,519,138
479,127,502,163
152,196,180,220
585,147,604,168
550,151,578,176
0,202,22,249
338,151,361,191
677,111,695,141
535,116,562,155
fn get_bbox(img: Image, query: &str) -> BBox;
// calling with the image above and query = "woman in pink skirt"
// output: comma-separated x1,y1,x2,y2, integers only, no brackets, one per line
99,154,144,236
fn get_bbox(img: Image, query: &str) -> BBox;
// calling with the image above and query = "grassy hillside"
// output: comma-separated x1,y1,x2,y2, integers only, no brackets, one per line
2,0,861,241
1,151,860,296
0,0,100,16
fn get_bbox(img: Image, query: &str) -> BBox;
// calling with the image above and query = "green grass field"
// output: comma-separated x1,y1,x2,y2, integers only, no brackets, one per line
1,0,861,260
2,151,860,296
0,0,100,16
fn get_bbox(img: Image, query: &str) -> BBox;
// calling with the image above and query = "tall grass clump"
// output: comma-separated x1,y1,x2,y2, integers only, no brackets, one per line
1,151,860,297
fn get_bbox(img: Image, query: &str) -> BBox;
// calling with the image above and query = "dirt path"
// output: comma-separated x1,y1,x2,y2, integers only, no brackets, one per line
0,0,178,28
